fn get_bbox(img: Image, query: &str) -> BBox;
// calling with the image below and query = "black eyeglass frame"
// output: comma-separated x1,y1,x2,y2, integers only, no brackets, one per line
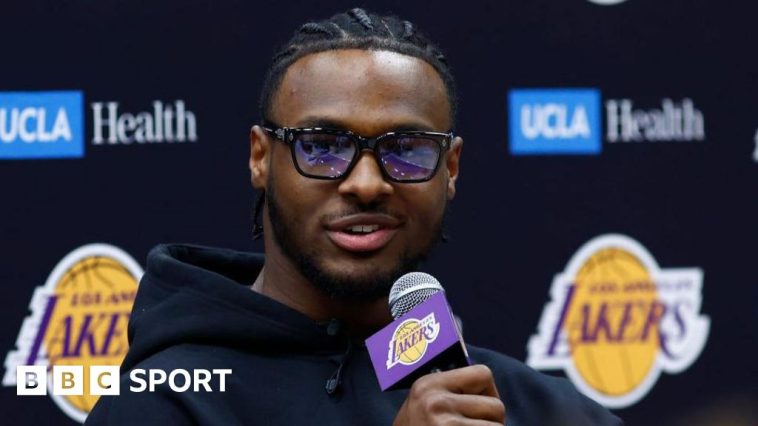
261,122,455,183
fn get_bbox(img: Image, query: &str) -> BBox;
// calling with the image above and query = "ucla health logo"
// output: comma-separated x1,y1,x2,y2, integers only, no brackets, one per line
0,91,84,159
3,244,142,423
527,234,709,408
509,89,601,155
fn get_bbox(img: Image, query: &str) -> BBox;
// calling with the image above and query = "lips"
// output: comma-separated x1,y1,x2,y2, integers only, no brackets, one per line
325,213,401,253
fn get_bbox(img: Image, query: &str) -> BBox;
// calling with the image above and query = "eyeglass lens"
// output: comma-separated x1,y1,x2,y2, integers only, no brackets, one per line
294,133,356,178
292,133,441,181
377,136,441,181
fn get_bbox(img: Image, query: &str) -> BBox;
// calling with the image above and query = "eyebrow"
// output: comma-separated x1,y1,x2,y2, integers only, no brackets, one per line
295,117,439,133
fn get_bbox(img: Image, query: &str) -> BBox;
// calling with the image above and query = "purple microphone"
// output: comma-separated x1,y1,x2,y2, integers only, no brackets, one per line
366,272,471,391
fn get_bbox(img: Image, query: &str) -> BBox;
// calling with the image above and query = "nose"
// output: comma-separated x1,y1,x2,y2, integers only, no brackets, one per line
337,151,394,204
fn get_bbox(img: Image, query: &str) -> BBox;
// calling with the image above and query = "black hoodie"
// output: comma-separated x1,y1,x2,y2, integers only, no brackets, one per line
86,244,622,426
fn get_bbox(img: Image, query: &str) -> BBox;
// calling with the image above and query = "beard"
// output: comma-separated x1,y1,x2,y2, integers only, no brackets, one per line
264,177,446,302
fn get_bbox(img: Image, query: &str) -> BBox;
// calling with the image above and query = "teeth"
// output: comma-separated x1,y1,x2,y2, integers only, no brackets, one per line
346,225,381,234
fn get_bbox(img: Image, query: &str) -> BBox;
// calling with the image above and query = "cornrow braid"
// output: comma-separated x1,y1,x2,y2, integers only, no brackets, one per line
258,7,457,125
348,7,374,31
299,22,336,37
402,20,414,38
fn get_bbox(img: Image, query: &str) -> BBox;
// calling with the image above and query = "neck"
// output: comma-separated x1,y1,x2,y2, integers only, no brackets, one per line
252,240,392,338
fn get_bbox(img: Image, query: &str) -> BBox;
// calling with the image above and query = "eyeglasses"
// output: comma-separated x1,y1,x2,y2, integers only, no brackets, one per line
262,122,454,183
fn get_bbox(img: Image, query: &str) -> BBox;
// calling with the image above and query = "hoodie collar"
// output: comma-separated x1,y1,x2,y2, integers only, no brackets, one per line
123,244,351,370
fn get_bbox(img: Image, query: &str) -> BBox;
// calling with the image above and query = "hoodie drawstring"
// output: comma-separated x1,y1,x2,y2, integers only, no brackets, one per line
325,319,354,396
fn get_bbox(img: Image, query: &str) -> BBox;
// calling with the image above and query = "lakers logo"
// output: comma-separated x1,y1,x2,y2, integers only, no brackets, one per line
2,244,142,423
386,314,440,369
527,234,709,408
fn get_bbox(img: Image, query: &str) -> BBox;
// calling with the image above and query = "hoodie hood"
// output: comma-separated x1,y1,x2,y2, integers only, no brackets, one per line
123,244,347,371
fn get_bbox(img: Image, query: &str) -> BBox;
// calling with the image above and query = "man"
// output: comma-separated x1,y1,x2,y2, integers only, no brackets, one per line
88,8,622,425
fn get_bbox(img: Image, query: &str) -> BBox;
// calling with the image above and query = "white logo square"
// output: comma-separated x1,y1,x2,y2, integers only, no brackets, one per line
53,365,83,395
16,365,47,396
90,365,120,396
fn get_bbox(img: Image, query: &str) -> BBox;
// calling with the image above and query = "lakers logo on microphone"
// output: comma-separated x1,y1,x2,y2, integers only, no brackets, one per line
527,234,709,408
3,244,142,423
386,314,440,369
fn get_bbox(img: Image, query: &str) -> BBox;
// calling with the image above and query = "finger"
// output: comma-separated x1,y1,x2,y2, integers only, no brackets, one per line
462,421,505,426
431,365,500,398
449,394,506,423
438,417,505,426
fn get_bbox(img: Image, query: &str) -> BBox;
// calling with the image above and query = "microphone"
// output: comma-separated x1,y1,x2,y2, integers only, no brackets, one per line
365,272,471,391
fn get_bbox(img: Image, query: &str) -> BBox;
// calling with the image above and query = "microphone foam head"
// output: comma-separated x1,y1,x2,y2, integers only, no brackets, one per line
388,272,444,319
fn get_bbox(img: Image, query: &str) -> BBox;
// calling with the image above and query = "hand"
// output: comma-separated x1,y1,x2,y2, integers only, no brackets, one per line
393,364,506,425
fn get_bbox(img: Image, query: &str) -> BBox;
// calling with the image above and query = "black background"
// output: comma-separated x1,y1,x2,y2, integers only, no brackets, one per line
1,0,756,424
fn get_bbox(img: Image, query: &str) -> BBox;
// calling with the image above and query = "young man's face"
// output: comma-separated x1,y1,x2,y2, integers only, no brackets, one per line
257,49,462,300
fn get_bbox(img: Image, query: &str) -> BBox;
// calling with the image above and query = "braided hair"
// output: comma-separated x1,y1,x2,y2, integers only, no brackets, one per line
259,7,458,124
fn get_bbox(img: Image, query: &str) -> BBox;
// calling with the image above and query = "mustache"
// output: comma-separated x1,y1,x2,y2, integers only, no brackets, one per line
320,204,403,223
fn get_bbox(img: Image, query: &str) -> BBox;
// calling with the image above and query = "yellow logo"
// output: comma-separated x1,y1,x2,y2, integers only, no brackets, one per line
3,244,142,423
386,314,440,369
527,234,709,408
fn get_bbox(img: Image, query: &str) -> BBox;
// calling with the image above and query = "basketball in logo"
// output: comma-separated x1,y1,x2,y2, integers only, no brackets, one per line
566,247,659,397
386,313,440,369
3,244,143,423
394,320,428,365
527,234,710,408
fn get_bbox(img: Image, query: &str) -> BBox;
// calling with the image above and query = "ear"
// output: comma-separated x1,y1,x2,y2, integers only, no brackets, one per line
249,125,272,190
445,136,463,200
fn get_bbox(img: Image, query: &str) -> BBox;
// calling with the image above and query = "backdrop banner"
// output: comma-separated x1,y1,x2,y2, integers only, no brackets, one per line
1,1,755,424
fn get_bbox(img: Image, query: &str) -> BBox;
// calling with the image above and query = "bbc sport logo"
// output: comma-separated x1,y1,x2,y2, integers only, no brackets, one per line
0,91,84,159
15,365,231,396
508,89,602,156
